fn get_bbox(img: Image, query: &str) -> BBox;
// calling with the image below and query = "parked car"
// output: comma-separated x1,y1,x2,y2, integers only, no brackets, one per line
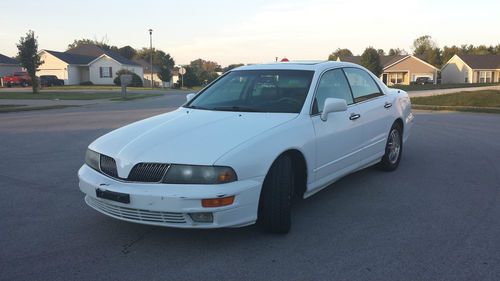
78,61,414,233
3,72,31,87
40,75,64,86
412,77,434,85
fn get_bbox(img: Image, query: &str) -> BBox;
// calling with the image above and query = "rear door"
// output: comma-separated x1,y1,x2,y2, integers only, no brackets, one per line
343,67,393,159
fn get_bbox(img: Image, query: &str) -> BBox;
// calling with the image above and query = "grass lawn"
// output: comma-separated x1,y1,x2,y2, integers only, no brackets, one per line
0,92,162,100
411,90,500,113
394,82,500,92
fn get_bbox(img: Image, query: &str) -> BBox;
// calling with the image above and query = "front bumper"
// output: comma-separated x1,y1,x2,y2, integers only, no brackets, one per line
78,165,263,228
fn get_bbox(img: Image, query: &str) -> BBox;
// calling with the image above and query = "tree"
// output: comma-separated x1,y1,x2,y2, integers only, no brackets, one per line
388,48,407,56
426,48,442,67
328,48,353,60
182,66,201,88
67,37,118,52
118,46,137,59
441,45,461,64
17,30,43,94
179,59,222,87
360,47,383,76
413,35,437,56
135,48,175,83
472,45,490,55
157,66,172,83
377,49,385,56
224,63,244,72
412,35,443,67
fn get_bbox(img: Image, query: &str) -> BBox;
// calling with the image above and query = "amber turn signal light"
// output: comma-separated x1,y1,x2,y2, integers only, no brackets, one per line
202,196,235,208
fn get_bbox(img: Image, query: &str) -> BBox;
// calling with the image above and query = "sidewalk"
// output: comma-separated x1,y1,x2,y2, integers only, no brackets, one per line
0,99,108,107
408,85,500,97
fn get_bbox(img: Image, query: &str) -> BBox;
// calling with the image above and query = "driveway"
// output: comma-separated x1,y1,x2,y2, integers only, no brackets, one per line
0,96,499,281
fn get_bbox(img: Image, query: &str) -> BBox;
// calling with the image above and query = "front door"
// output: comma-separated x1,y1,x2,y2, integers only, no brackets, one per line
311,68,366,185
382,73,388,85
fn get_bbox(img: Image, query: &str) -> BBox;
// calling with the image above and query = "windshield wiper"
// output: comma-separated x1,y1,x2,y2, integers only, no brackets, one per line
212,106,262,112
184,105,209,110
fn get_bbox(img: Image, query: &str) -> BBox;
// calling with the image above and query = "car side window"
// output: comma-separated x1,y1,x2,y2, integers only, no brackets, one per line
343,68,383,103
313,69,353,114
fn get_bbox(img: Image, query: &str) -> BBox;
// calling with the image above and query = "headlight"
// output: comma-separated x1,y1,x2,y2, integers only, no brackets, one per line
85,149,100,171
162,165,237,184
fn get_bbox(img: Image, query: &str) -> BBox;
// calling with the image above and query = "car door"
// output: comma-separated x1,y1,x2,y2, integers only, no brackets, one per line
343,67,394,160
311,68,365,185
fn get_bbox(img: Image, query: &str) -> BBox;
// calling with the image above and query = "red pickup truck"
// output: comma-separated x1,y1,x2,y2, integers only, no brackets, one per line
3,72,31,87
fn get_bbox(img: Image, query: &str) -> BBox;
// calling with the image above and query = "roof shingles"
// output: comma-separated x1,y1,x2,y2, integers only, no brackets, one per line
66,45,139,66
0,53,19,65
459,55,500,69
44,50,96,65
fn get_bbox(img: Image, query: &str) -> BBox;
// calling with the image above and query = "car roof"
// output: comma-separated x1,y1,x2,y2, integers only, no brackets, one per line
234,61,361,72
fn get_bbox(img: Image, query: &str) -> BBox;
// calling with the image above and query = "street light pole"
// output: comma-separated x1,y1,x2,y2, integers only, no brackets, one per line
148,28,153,89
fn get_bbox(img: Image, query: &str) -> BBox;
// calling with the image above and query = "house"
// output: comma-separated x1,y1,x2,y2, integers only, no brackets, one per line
133,58,163,87
0,53,22,81
441,54,500,84
37,45,143,85
337,55,439,85
132,59,181,88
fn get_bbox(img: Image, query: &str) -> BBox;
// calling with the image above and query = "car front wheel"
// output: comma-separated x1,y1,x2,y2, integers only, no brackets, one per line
258,154,294,234
379,122,403,171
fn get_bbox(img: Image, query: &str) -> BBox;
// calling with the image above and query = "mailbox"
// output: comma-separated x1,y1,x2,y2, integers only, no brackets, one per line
120,74,132,86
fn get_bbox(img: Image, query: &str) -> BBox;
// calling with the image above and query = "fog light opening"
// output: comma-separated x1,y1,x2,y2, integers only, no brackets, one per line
189,212,214,223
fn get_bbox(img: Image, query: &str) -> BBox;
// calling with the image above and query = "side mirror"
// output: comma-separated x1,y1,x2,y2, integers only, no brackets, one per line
186,93,196,101
320,98,348,121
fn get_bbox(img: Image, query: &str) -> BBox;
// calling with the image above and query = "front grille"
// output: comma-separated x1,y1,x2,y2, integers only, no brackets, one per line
100,155,118,178
128,163,169,182
98,154,169,183
86,196,186,224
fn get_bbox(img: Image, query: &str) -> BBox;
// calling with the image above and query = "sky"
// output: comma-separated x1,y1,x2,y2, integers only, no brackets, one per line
1,0,499,66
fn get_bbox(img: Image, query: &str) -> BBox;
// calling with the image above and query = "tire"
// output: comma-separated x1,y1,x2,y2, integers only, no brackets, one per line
258,154,294,234
379,122,403,171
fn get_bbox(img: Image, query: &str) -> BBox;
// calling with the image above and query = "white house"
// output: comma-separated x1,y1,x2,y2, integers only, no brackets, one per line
0,53,22,79
441,54,500,84
37,45,143,85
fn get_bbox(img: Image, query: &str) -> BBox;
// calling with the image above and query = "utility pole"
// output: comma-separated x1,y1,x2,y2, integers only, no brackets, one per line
149,29,153,89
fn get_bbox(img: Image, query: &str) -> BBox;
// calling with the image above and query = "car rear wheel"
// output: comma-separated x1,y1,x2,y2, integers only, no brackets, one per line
379,122,403,171
258,154,294,234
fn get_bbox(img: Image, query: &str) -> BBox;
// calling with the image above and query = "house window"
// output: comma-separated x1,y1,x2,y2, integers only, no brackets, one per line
100,67,112,78
389,73,404,84
479,71,491,83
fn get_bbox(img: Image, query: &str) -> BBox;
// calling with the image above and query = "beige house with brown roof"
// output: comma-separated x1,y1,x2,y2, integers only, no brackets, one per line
337,55,439,86
441,54,500,84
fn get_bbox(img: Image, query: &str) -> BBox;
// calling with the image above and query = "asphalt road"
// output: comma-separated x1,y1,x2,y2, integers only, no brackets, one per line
1,94,499,281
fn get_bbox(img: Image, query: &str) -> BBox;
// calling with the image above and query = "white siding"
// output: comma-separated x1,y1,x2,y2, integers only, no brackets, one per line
67,66,82,85
37,51,71,83
89,56,144,85
441,55,473,84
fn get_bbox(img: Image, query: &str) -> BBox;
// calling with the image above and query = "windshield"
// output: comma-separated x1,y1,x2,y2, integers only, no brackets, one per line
186,70,314,113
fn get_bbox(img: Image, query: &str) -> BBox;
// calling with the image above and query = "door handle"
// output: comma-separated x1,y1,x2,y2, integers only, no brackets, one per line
384,102,393,108
349,113,361,120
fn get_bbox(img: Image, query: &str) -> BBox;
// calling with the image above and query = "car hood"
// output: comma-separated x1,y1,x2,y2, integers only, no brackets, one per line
89,108,298,178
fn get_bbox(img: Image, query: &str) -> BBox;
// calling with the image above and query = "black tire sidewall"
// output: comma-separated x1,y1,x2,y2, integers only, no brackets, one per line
380,123,403,171
257,154,294,233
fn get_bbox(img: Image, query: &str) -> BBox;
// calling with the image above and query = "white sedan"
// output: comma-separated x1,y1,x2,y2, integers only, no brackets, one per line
78,61,413,233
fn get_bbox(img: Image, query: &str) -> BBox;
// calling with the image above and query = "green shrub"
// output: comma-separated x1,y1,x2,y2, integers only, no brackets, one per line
79,81,93,86
113,69,143,87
